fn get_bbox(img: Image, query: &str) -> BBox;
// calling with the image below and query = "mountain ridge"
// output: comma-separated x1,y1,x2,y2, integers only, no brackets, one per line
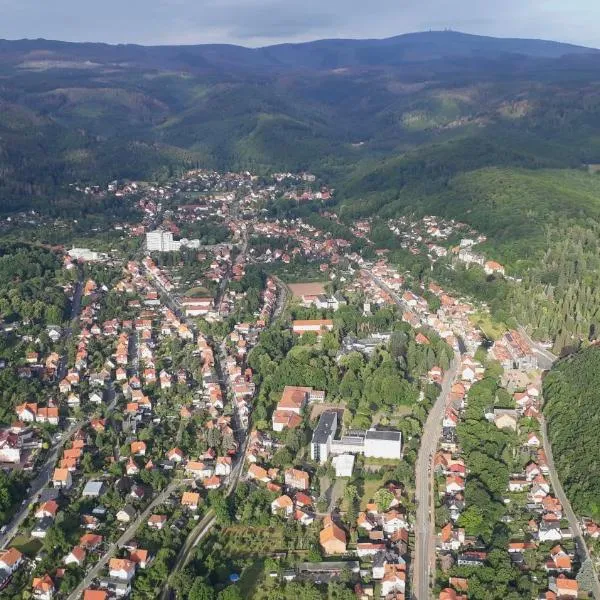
0,30,597,74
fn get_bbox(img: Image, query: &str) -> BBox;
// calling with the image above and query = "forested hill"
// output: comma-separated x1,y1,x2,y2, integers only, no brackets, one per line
1,31,596,72
5,31,600,351
543,345,600,519
1,30,600,212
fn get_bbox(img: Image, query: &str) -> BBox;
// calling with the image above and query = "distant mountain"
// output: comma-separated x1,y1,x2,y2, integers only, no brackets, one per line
2,29,600,254
0,30,597,73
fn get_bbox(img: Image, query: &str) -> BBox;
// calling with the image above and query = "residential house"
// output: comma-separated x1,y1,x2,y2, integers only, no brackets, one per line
15,403,37,422
129,549,149,569
247,464,271,483
37,407,59,425
35,500,59,520
381,563,406,597
546,545,572,572
167,447,185,463
320,516,347,555
64,546,86,566
539,522,563,542
185,461,213,479
147,514,167,530
271,495,294,517
203,475,221,490
549,574,578,598
109,558,136,581
52,468,72,489
285,468,310,491
494,409,518,431
439,523,465,551
31,517,53,539
181,492,201,511
83,589,108,600
446,476,465,495
32,574,55,600
116,506,136,524
215,456,232,476
79,533,103,551
440,590,467,600
0,547,23,574
131,441,147,456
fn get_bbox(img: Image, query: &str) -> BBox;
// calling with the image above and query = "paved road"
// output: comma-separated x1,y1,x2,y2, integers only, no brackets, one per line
412,356,459,600
0,383,118,550
541,415,600,598
146,247,252,599
57,275,83,382
0,421,78,549
362,266,462,599
0,274,85,549
518,327,557,370
67,480,180,600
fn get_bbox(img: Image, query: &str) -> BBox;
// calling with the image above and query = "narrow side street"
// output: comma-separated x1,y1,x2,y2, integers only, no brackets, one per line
541,415,600,598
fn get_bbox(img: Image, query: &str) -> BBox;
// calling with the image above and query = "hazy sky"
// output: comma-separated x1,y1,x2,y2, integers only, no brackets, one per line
0,0,598,48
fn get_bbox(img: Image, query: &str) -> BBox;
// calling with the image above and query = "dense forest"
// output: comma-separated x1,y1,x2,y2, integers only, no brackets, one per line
543,345,600,519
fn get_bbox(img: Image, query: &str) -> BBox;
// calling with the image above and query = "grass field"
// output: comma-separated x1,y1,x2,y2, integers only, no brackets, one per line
360,478,384,510
470,311,507,341
239,559,265,598
184,286,211,297
11,535,42,557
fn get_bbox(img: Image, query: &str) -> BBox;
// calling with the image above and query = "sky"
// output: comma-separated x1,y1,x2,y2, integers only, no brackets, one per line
0,0,598,48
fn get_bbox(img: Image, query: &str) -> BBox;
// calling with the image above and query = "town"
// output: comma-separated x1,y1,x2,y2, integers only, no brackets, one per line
0,166,597,600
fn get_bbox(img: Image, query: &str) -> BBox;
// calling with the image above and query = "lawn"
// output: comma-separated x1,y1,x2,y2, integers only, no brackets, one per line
184,286,211,297
239,558,265,598
360,478,384,510
11,535,42,557
470,311,507,341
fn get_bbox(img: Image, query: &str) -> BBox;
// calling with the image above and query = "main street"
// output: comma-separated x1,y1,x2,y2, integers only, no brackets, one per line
362,266,462,598
412,356,459,600
144,214,258,599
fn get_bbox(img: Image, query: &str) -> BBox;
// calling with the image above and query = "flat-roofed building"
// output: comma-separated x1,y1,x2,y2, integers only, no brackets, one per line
364,430,402,459
311,411,338,464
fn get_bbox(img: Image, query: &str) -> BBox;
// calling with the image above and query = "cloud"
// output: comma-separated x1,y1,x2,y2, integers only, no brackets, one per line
0,0,597,48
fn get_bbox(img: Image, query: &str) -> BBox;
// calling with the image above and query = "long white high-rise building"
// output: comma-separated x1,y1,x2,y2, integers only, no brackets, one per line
146,230,174,252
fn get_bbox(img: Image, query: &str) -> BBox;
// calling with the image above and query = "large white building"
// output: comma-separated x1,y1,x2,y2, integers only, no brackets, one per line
312,414,403,463
146,230,200,253
67,247,103,262
364,430,402,459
